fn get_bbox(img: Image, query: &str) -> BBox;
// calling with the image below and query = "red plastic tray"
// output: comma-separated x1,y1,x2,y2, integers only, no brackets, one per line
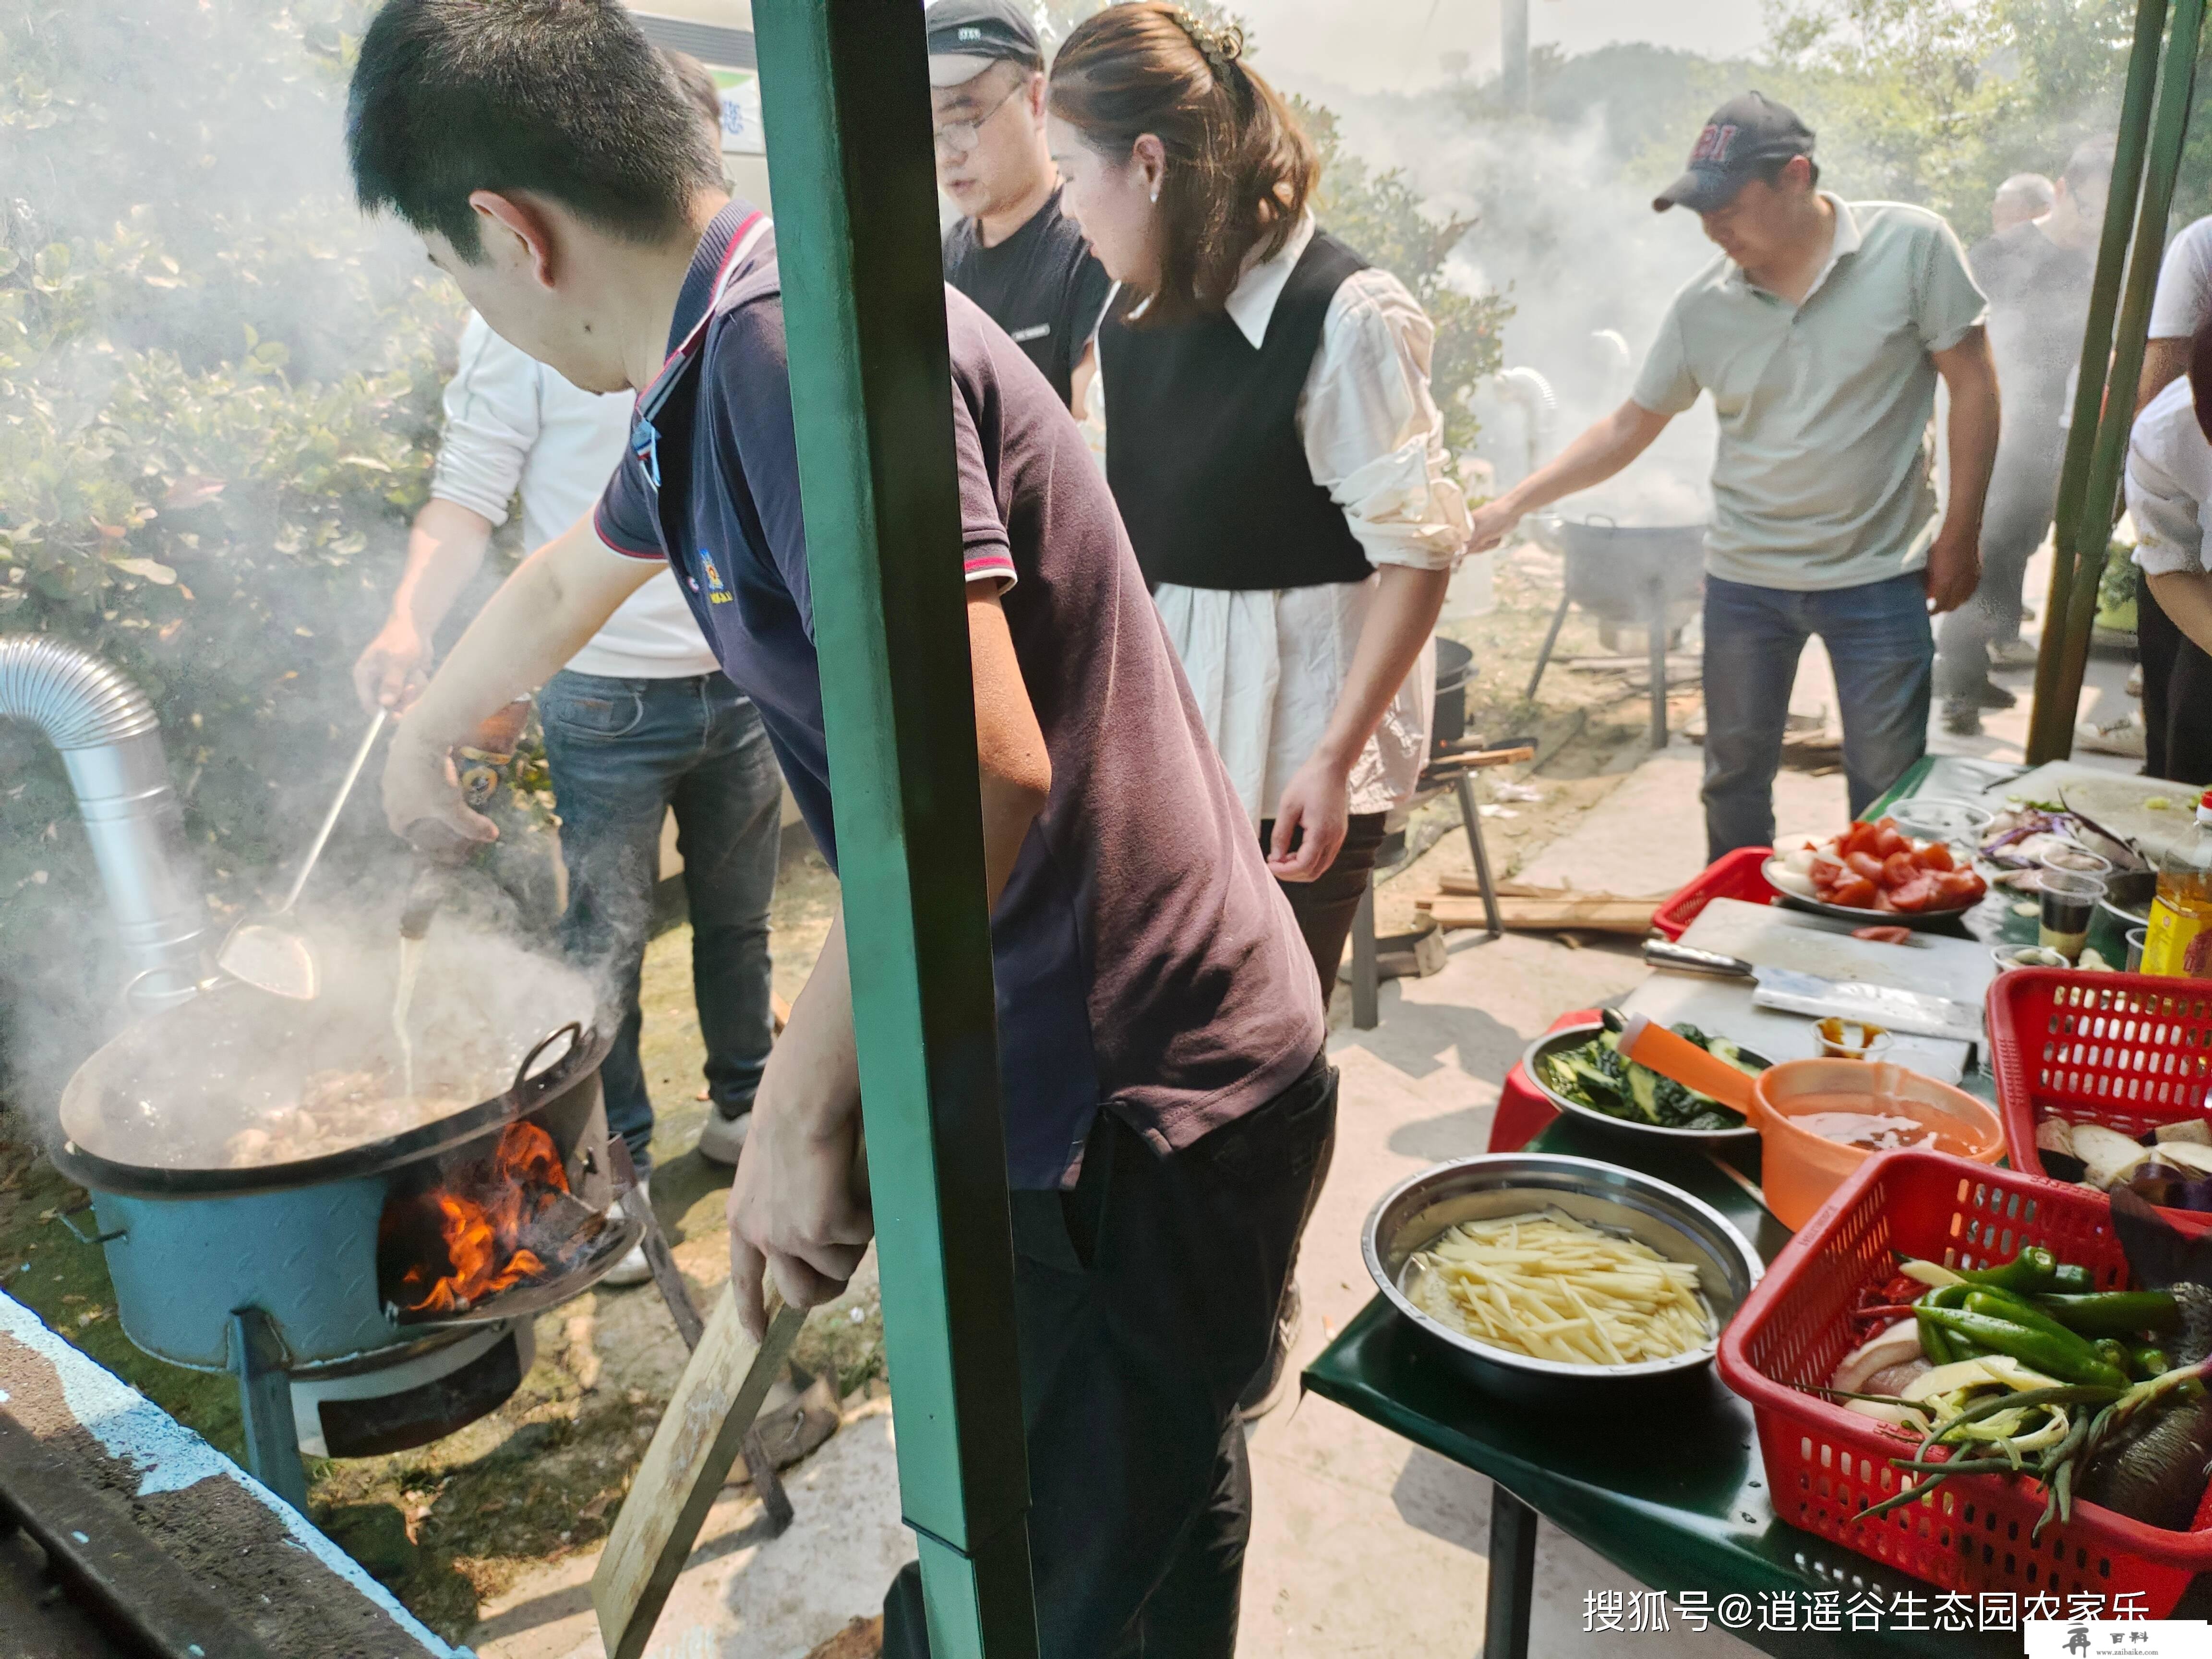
1652,847,1778,940
1718,1148,2212,1612
1990,968,2212,1234
1488,1010,1597,1153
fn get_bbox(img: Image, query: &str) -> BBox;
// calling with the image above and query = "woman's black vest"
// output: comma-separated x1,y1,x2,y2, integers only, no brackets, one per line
1100,230,1374,591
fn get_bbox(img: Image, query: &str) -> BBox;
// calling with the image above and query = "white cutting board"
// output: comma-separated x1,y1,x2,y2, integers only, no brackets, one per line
1679,897,1999,1001
1618,897,1987,1083
1974,762,2198,861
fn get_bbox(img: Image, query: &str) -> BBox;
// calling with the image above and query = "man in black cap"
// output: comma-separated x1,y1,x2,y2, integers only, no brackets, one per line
931,0,1111,413
1470,92,1998,860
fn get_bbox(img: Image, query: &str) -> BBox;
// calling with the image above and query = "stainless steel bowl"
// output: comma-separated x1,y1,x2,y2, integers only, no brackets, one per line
1522,1020,1764,1145
1362,1154,1763,1406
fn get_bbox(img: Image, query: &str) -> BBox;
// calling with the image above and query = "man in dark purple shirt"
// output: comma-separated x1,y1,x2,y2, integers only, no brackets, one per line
347,3,1327,1651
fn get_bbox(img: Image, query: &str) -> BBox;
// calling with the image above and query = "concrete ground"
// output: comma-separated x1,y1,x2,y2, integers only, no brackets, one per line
468,539,2150,1659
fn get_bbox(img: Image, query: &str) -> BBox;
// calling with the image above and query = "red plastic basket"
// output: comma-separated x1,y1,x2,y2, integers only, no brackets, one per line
1651,846,1779,940
1990,968,2212,1234
1717,1148,2212,1612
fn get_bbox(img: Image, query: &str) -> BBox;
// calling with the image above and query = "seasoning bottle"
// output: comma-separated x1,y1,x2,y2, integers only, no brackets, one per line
2142,788,2212,977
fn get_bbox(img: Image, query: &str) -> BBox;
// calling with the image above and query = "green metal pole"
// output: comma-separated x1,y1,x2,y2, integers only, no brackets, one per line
752,4,1038,1655
2027,0,2171,760
2031,0,2204,762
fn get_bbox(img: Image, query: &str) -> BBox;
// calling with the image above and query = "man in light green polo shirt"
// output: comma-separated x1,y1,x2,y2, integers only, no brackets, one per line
1469,92,2000,860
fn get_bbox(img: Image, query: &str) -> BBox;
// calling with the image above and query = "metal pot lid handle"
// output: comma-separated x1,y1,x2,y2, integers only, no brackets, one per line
514,1021,584,1094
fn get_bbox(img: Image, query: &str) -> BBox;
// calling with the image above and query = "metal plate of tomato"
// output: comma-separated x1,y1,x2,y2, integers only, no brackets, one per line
1762,817,1989,930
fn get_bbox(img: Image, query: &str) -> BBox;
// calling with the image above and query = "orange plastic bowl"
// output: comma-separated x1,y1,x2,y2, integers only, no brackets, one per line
1748,1059,2004,1230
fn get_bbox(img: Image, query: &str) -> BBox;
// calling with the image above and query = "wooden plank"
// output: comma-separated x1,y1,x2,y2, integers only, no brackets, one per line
1439,876,1672,902
1419,895,1659,935
592,1287,806,1659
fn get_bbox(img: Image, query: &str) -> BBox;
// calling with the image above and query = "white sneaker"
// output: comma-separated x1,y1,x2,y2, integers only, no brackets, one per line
695,1108,752,1167
602,1176,654,1287
2077,711,2148,758
2128,662,2146,697
1990,638,2041,670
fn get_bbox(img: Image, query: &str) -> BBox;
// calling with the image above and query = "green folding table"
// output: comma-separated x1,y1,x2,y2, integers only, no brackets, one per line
1303,1112,2033,1659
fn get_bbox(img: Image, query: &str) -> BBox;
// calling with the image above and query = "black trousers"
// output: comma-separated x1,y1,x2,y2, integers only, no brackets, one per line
1935,418,2065,700
1258,811,1390,1004
881,1055,1339,1659
2140,575,2212,787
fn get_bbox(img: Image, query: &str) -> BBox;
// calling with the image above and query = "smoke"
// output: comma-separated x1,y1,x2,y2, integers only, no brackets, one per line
1309,80,1722,516
60,909,597,1173
0,0,502,1112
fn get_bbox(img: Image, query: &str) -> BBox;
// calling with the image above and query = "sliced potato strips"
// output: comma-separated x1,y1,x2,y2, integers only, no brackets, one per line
1405,1208,1713,1367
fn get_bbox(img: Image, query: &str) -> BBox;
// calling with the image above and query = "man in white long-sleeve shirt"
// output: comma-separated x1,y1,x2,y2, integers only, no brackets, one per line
2122,317,2212,785
355,59,781,1278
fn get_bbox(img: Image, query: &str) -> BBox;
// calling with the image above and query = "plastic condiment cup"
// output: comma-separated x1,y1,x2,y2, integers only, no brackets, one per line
2129,926,2151,974
2038,842,2115,879
2038,868,2107,961
1747,1059,2004,1231
1813,1018,1893,1062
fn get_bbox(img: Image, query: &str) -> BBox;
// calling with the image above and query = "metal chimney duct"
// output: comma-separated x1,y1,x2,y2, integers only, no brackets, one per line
0,636,207,1008
1500,0,1530,110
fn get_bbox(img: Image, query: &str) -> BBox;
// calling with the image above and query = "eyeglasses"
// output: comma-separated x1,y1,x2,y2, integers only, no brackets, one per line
933,79,1025,156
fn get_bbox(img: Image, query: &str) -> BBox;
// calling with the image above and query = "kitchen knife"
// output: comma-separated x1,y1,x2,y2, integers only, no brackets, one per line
1641,938,1984,1043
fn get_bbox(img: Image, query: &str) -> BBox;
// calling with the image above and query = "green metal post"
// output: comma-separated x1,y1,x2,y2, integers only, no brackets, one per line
2029,0,2202,760
2027,0,2167,760
753,4,1038,1655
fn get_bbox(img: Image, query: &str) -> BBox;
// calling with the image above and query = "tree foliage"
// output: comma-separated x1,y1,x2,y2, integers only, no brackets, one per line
0,0,463,1077
1763,0,2193,239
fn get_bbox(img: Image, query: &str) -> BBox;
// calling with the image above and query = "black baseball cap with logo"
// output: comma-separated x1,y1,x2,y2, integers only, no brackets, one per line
926,0,1045,88
1653,92,1817,214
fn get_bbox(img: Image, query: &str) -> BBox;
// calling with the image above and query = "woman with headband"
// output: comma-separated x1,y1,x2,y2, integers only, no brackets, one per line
1046,0,1467,1415
1049,6,1467,1006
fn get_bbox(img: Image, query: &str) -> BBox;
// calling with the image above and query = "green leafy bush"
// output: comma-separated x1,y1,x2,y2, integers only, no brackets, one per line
0,0,464,1088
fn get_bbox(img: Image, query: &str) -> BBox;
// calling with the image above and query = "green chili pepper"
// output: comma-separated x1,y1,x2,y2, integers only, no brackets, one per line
1960,1246,2059,1296
2094,1337,2132,1376
2128,1343,2173,1380
1964,1289,2102,1352
1917,1284,1967,1365
2030,1292,2182,1337
1917,1308,2132,1390
2051,1264,2095,1295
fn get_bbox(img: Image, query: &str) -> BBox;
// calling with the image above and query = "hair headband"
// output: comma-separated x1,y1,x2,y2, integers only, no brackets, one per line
1169,7,1245,81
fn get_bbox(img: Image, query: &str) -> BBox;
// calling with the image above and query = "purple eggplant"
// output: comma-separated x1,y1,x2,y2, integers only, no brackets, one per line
2124,1163,2212,1215
2077,1191,2212,1529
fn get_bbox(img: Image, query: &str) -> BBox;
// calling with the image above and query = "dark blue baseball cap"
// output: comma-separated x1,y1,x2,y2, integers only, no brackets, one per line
1654,92,1816,213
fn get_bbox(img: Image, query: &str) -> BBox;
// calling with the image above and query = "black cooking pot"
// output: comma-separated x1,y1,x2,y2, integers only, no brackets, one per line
1433,637,1474,750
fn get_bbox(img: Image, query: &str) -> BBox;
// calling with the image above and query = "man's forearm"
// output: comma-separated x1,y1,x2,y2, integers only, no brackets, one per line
1939,360,2000,546
2141,337,2192,413
391,498,495,639
2150,569,2212,658
1499,401,1669,518
398,517,648,757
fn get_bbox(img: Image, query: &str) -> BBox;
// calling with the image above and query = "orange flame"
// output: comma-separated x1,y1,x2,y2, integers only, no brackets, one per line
389,1121,573,1314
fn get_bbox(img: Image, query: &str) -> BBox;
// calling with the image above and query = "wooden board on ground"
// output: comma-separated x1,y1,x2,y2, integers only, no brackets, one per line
1421,880,1670,936
593,1286,808,1659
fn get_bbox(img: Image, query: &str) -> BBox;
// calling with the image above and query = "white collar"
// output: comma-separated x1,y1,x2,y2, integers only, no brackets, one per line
1223,212,1318,349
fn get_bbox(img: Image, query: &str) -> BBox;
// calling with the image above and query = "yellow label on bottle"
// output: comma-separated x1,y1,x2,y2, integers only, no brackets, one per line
2143,895,2212,977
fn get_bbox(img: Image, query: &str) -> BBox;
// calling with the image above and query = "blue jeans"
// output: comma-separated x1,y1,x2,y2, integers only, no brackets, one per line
538,669,782,1173
1701,572,1933,863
